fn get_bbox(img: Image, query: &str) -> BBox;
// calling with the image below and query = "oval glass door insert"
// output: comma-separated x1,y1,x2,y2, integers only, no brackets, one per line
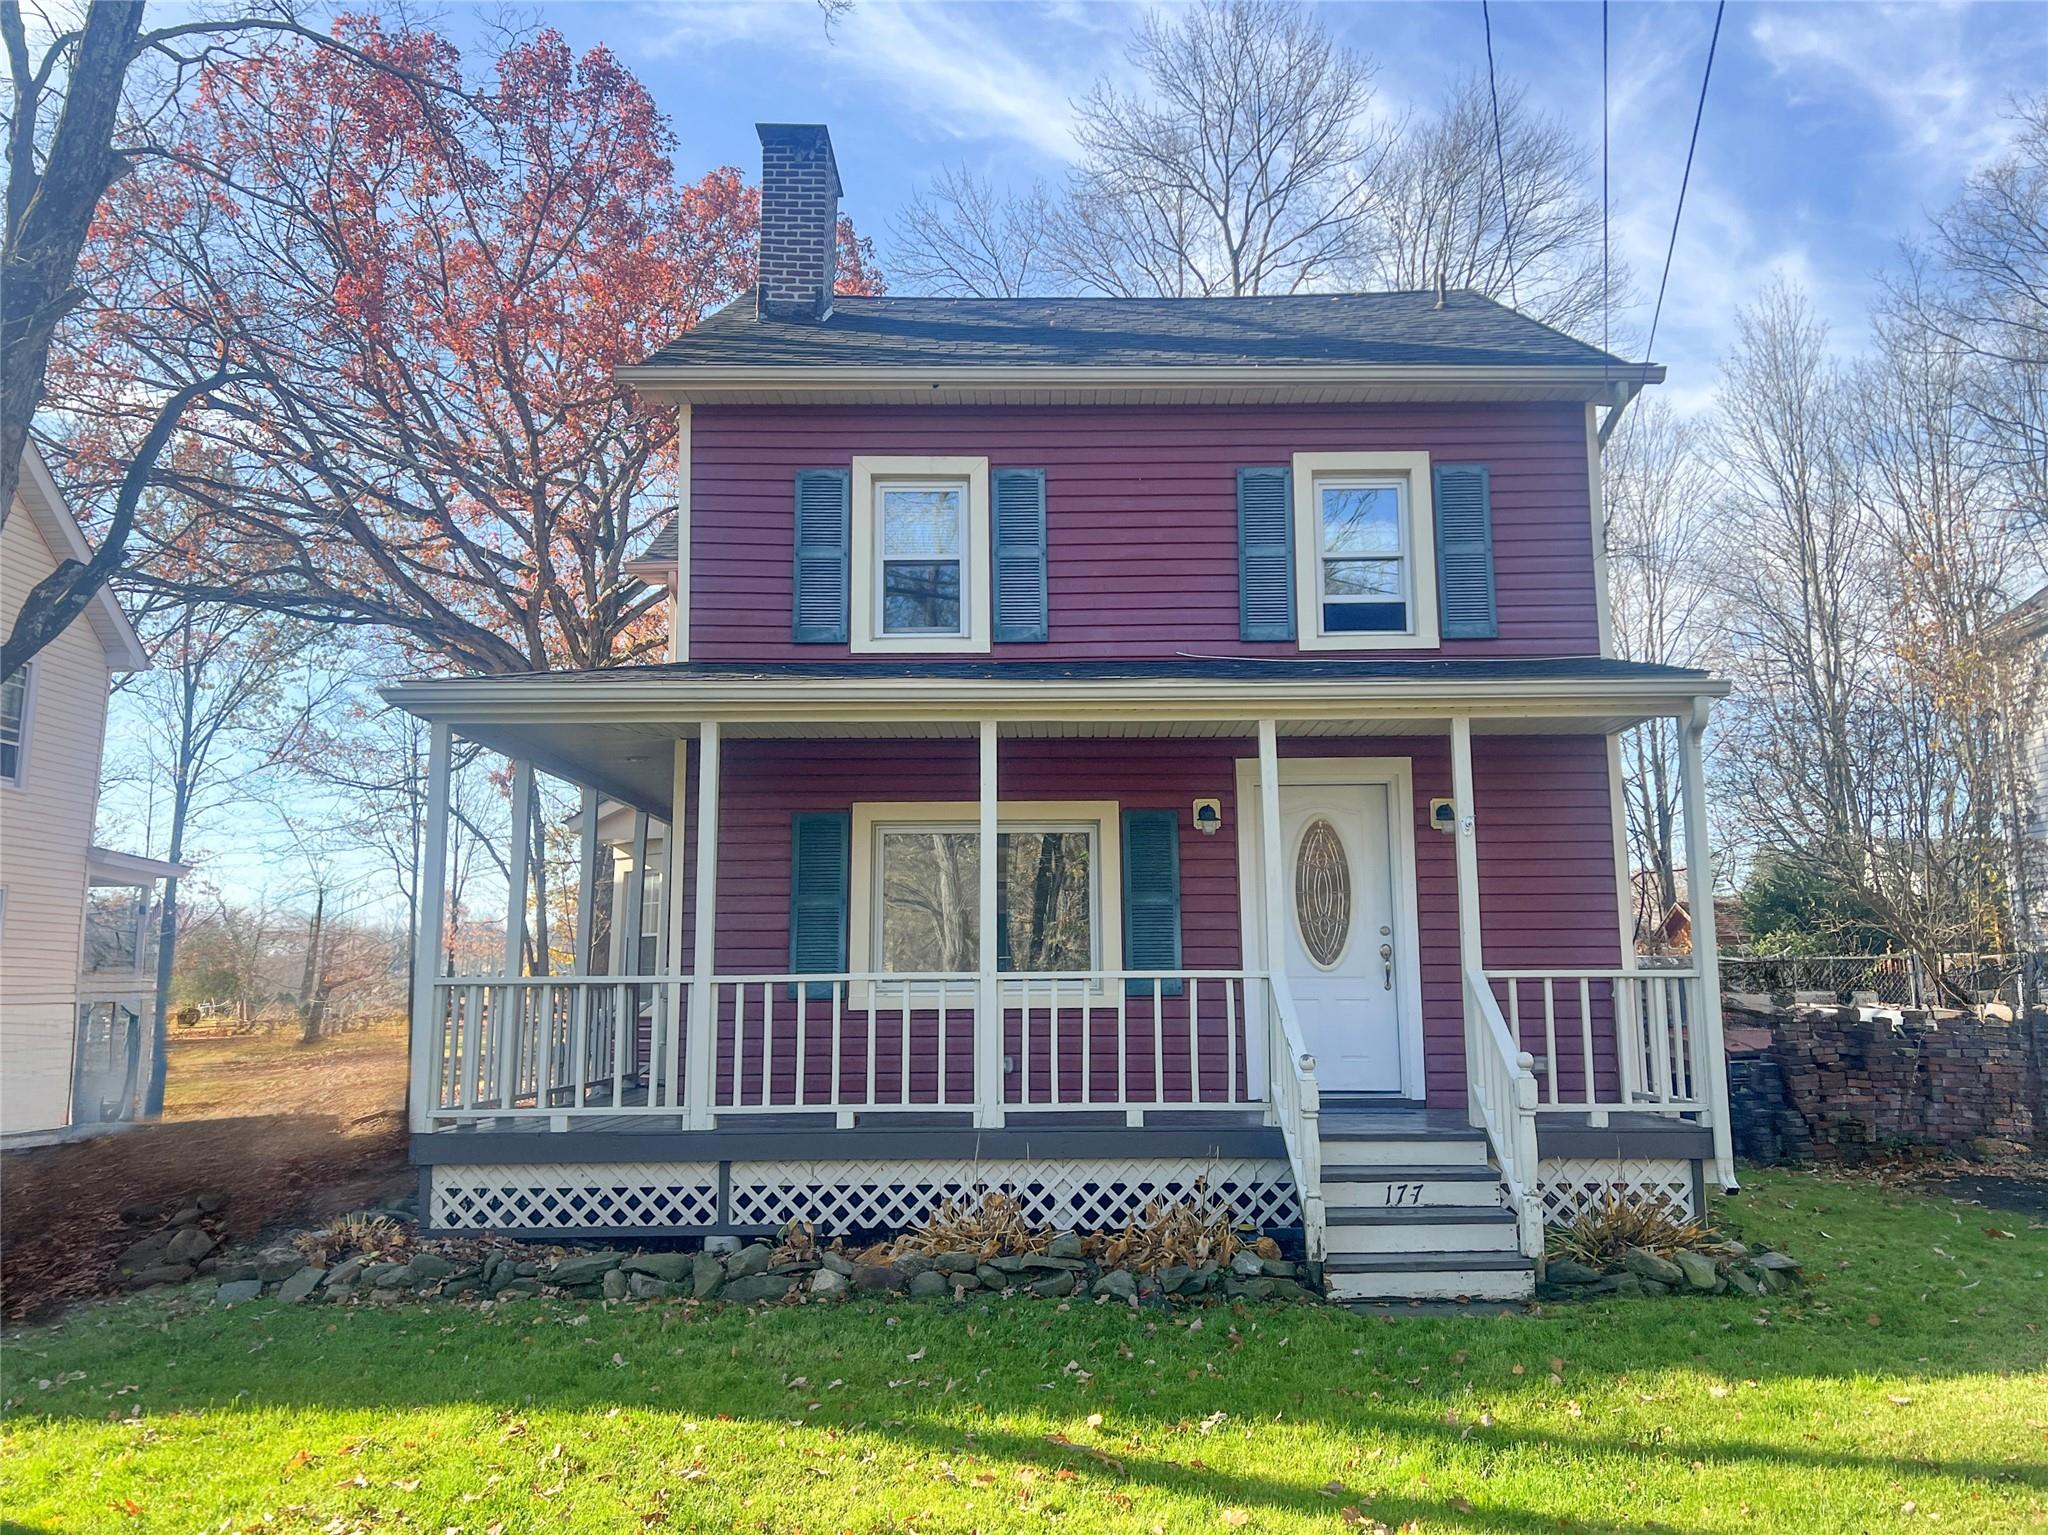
1294,816,1352,968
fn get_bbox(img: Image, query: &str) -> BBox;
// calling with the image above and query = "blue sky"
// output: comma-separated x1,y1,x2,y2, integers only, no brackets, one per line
472,0,2045,415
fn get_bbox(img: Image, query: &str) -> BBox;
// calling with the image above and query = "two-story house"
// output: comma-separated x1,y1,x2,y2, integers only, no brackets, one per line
385,124,1733,1301
1,447,186,1145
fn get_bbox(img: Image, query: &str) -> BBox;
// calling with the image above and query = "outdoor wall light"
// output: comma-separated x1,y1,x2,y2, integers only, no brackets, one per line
1429,797,1457,833
1192,798,1223,835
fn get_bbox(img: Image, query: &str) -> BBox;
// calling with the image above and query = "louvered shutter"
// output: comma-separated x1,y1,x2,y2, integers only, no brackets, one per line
1237,466,1295,641
788,812,850,999
991,468,1049,642
791,469,851,643
1121,809,1184,997
1433,463,1498,640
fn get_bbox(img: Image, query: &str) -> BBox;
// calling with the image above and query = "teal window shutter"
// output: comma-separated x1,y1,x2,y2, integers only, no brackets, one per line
991,468,1049,642
788,812,850,999
792,469,851,643
1433,463,1498,640
1237,466,1295,641
1120,808,1183,997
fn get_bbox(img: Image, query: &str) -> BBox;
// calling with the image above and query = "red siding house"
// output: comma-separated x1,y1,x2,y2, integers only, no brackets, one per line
387,124,1732,1301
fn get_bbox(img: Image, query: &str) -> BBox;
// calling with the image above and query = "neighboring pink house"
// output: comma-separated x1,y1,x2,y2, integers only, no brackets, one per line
387,125,1731,1300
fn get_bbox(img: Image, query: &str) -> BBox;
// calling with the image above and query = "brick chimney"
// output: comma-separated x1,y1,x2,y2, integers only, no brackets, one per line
756,123,841,323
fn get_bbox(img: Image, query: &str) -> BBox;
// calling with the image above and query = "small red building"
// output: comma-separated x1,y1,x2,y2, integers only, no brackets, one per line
388,124,1730,1301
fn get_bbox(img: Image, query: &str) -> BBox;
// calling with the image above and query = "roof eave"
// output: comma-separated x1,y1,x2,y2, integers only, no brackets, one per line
613,361,1666,407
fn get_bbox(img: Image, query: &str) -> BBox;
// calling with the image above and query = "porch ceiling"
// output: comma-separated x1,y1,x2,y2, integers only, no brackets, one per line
387,658,1726,816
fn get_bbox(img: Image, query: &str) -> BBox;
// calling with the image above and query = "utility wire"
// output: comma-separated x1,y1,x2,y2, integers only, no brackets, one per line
1602,0,1610,359
1481,0,1519,308
1645,0,1726,363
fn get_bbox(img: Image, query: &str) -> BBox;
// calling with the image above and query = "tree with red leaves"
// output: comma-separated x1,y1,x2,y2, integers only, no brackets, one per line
57,20,881,675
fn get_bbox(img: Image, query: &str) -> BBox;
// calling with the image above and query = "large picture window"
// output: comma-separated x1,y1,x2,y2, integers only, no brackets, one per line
850,457,992,653
1291,451,1438,650
851,801,1122,990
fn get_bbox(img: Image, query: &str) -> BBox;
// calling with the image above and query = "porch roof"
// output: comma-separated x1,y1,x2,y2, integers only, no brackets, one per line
381,657,1726,816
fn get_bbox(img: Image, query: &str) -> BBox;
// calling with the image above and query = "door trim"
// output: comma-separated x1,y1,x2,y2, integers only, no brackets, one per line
1235,755,1428,1103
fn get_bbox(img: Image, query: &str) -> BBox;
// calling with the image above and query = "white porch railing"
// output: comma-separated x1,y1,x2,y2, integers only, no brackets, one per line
1461,964,1544,1256
1485,966,1711,1117
1259,973,1325,1259
423,970,1272,1125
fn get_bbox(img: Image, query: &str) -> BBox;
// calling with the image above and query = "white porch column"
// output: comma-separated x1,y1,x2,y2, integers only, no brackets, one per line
976,720,1004,1126
1256,719,1288,993
562,785,599,1127
497,759,533,1111
407,722,452,1133
664,740,689,1112
684,723,721,1128
1678,698,1737,1190
1449,717,1486,1128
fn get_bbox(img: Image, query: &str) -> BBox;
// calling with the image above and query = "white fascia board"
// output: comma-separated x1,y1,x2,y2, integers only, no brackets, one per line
379,670,1731,728
13,448,149,670
612,362,1666,407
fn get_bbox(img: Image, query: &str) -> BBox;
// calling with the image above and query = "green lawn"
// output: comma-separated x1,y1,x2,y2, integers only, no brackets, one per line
2,1169,2043,1535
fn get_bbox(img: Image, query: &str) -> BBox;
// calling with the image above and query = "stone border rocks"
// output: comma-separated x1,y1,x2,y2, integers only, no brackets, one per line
1537,1241,1805,1301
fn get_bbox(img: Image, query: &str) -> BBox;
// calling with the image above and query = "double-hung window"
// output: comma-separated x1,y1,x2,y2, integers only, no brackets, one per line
0,663,28,784
1292,451,1438,650
878,480,967,637
851,457,992,653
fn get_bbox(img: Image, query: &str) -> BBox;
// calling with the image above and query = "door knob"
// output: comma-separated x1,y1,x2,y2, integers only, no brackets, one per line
1379,942,1394,990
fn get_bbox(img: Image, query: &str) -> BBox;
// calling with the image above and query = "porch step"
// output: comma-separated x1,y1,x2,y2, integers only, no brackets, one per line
1321,1164,1505,1207
1324,1204,1520,1257
1323,1251,1536,1304
1317,1133,1493,1168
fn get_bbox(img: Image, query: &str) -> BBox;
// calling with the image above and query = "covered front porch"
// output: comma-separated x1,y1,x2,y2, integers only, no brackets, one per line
385,659,1733,1261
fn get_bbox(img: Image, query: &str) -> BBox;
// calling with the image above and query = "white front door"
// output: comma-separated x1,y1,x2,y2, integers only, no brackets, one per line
1277,782,1403,1093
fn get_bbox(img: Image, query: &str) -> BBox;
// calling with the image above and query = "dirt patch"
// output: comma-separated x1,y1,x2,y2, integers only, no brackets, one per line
1912,1172,2048,1223
1,1020,411,1321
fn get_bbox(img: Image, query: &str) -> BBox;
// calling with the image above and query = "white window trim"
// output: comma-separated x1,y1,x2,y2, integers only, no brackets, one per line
0,660,34,789
850,456,992,655
1291,450,1439,651
849,799,1123,1002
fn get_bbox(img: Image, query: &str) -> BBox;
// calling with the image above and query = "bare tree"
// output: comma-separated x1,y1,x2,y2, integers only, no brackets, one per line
1354,75,1626,339
889,166,1056,298
1604,400,1719,943
1908,95,2048,542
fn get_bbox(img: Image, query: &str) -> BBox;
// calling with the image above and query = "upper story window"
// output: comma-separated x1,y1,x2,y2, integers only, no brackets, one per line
851,457,991,654
0,664,28,784
1292,451,1439,651
879,480,967,636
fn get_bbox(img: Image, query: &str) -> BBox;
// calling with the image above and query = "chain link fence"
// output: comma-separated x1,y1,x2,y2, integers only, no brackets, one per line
1718,951,2034,1009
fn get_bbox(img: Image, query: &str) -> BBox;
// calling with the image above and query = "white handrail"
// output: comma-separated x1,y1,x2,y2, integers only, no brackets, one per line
1260,974,1325,1260
1462,963,1543,1257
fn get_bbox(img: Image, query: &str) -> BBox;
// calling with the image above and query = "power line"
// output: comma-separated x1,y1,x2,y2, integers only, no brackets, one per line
1481,0,1519,309
1644,0,1726,363
1602,0,1610,359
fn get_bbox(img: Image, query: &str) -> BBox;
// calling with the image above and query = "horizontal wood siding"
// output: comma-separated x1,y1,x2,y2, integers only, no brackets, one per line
677,733,1622,1109
690,403,1599,661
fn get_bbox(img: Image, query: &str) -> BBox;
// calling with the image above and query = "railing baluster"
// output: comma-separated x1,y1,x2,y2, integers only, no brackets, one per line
1189,976,1203,1103
1154,978,1167,1102
900,979,912,1106
1579,978,1596,1108
1224,977,1239,1104
831,980,845,1114
1115,975,1128,1105
1541,978,1558,1106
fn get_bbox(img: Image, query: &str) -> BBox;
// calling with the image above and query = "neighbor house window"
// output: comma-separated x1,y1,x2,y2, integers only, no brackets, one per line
636,870,663,975
0,664,28,783
850,457,991,653
850,801,1122,990
1292,451,1439,650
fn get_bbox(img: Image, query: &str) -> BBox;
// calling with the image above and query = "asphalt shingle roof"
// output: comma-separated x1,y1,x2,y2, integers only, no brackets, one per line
638,290,1637,372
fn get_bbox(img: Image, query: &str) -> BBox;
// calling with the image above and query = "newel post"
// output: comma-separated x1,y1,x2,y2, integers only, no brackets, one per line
408,722,452,1133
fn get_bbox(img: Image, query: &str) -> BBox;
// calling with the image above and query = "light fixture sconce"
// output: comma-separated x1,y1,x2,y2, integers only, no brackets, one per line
1429,797,1457,834
1192,798,1223,835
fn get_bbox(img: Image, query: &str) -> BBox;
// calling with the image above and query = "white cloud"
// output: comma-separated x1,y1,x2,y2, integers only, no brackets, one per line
631,0,1100,163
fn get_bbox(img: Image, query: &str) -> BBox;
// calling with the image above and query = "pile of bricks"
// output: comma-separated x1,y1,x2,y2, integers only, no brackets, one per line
1725,1006,2045,1163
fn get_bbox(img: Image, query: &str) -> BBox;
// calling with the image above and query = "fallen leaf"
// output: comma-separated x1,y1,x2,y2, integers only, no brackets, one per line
1220,1509,1250,1527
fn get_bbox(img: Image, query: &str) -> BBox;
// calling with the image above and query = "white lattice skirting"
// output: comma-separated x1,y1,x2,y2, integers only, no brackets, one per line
728,1157,1299,1234
432,1162,721,1232
1536,1156,1697,1226
429,1157,1299,1236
